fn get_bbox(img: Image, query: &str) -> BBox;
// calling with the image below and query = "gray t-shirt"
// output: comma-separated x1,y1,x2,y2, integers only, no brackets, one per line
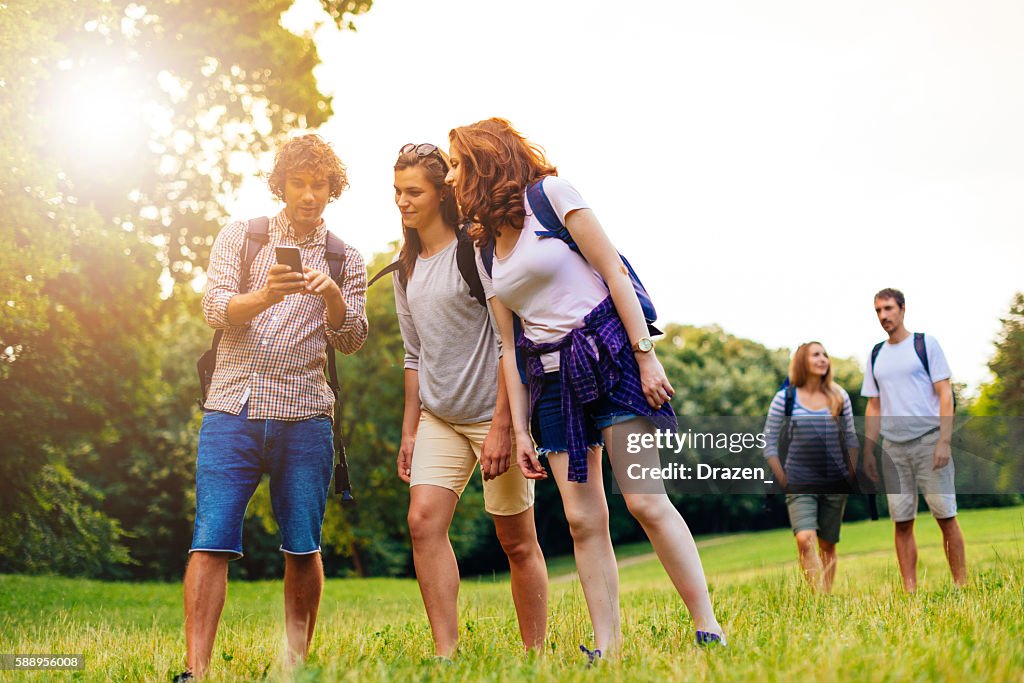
394,238,502,424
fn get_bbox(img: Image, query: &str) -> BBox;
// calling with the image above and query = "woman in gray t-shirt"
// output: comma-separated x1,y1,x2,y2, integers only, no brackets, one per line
390,144,547,658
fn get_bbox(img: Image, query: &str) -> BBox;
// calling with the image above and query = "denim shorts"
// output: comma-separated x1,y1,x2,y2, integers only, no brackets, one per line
190,403,334,559
531,371,639,456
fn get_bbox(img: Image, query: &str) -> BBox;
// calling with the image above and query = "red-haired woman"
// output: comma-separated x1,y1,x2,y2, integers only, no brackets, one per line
763,342,860,593
446,118,725,662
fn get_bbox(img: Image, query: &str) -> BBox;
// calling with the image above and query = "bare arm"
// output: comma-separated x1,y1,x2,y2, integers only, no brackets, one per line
564,208,672,409
864,397,881,482
480,363,513,481
397,369,421,483
490,295,546,480
933,378,954,469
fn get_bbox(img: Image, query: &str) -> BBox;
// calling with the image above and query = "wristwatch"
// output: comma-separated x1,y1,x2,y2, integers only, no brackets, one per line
632,337,654,354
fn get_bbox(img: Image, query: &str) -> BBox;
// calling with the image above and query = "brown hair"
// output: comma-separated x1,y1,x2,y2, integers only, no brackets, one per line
789,342,845,416
874,287,905,309
394,147,459,282
268,134,348,201
448,118,557,245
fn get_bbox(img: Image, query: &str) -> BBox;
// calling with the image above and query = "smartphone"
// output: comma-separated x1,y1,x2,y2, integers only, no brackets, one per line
275,246,303,274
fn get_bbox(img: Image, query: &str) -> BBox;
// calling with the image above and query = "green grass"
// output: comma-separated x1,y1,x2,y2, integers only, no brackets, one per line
2,507,1023,682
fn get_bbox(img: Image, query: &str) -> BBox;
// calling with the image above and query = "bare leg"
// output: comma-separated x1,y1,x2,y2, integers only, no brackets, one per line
935,516,968,587
817,539,837,594
894,519,918,593
407,484,461,657
609,420,723,637
794,530,824,591
183,552,230,679
547,447,622,655
283,552,325,665
492,509,548,651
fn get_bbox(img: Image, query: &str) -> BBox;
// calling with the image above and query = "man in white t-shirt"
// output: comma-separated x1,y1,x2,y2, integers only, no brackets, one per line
861,288,967,592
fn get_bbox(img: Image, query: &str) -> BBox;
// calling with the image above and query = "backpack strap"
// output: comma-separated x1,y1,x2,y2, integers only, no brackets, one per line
480,241,495,278
321,230,347,399
455,229,487,307
526,178,579,250
322,230,354,503
210,217,270,355
239,216,270,295
368,261,403,289
870,341,885,389
324,231,347,285
913,332,930,378
783,384,796,417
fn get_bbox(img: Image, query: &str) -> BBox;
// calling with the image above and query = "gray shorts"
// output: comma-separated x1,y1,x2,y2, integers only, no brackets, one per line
785,493,848,544
882,429,957,523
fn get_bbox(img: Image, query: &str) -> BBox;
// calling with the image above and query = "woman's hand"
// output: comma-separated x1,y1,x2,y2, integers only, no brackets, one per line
516,433,548,480
481,423,512,481
397,433,415,483
636,352,674,410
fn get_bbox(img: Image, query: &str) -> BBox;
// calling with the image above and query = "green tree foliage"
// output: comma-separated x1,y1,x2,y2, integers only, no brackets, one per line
0,0,371,576
966,293,1024,507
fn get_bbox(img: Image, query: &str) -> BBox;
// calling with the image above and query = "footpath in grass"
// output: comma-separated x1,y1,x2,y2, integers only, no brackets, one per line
1,506,1022,682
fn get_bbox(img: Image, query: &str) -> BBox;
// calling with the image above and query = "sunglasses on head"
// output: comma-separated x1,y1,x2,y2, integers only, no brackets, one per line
399,143,448,169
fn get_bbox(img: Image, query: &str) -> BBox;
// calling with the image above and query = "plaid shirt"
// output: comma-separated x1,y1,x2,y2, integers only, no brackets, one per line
518,296,676,483
201,210,368,420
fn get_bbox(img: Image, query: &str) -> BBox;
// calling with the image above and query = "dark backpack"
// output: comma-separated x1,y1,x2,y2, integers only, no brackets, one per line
195,217,355,501
479,177,663,385
870,332,956,410
777,381,852,467
367,226,486,307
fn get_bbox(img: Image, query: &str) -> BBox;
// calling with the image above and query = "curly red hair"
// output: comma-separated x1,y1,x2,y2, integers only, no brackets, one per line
448,118,557,245
268,134,348,201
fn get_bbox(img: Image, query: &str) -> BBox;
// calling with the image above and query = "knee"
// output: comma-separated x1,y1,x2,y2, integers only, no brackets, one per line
407,506,446,545
795,531,818,555
894,520,915,537
497,533,540,566
564,506,609,544
624,495,668,527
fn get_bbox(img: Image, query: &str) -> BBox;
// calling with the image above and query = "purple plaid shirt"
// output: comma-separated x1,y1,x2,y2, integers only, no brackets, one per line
517,296,676,483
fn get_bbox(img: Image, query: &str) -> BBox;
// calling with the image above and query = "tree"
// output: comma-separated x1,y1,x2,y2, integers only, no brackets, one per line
0,0,372,576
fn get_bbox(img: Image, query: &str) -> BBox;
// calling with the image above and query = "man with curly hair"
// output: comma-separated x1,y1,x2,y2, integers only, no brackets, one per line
176,134,368,681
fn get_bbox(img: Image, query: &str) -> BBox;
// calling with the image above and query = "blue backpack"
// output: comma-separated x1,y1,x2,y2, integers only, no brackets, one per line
481,177,662,384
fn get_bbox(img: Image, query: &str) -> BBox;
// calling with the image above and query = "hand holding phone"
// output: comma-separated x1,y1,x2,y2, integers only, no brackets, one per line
275,246,303,273
264,247,305,302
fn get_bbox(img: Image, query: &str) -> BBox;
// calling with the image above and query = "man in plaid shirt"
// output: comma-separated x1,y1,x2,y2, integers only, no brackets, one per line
177,135,367,681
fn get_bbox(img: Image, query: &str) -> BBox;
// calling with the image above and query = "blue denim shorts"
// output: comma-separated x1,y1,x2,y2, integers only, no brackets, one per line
190,403,334,559
531,371,639,456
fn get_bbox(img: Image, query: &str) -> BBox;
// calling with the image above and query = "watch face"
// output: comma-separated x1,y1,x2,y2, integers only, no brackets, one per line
638,338,654,352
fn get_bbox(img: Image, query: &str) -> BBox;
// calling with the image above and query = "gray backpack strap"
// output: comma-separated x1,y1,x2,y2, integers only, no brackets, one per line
239,216,270,294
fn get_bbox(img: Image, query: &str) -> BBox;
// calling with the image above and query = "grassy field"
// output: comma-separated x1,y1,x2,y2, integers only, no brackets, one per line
2,506,1023,682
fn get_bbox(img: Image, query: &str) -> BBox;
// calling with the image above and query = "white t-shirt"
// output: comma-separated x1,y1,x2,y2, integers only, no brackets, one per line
860,333,951,442
477,177,609,372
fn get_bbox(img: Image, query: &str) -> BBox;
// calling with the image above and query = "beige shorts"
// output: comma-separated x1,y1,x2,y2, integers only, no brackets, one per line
882,429,957,523
410,410,535,516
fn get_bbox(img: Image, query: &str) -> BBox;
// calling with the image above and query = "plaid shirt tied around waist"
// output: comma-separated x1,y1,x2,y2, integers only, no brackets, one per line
201,210,368,421
518,296,676,483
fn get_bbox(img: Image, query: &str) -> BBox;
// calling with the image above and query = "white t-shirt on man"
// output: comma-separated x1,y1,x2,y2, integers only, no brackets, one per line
477,176,609,373
860,332,951,442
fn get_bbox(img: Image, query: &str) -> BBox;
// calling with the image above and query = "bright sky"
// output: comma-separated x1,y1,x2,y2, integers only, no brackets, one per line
229,0,1024,393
